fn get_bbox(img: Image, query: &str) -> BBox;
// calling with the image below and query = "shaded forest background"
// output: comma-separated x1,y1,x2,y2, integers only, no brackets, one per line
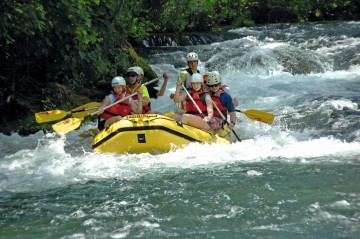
1,0,359,135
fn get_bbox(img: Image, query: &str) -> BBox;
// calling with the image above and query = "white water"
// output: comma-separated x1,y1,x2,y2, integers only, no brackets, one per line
1,22,360,193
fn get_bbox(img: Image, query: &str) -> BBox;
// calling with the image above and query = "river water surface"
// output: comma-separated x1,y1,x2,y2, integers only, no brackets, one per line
1,21,360,238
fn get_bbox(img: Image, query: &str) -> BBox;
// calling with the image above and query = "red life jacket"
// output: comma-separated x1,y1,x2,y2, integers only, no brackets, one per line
101,92,131,120
210,90,227,119
185,90,208,118
126,85,151,113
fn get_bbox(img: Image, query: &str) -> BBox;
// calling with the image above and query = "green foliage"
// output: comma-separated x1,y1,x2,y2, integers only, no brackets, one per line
1,0,358,135
41,97,57,111
1,0,359,95
308,0,355,21
1,0,153,91
145,0,254,33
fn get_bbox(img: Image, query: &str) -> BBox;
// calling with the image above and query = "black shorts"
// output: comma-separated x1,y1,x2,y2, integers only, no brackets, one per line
98,119,106,131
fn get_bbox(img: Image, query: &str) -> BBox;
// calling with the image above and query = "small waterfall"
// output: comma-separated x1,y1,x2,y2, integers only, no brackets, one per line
141,31,240,47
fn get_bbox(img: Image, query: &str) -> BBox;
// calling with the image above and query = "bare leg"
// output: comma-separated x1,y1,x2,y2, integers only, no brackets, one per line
179,114,210,131
171,114,182,121
175,109,186,114
233,98,239,107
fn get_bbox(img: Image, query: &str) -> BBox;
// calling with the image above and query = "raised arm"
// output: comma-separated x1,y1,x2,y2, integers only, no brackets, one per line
203,94,213,122
156,73,169,97
97,96,111,115
173,80,187,103
131,91,143,114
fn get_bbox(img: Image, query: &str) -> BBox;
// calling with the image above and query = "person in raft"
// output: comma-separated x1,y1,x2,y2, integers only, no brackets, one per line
206,71,237,131
178,52,201,89
203,71,239,107
171,73,214,131
132,66,170,99
170,52,202,111
96,76,143,130
125,67,152,113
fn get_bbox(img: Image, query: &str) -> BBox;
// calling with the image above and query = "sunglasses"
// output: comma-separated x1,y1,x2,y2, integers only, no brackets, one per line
208,83,220,88
127,73,137,77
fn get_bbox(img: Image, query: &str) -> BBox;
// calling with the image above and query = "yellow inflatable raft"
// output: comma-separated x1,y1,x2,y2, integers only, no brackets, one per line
91,114,231,154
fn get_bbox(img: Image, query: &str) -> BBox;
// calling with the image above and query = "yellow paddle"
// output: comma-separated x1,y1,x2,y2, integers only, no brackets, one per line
52,93,139,134
235,109,275,125
52,77,162,135
35,102,100,123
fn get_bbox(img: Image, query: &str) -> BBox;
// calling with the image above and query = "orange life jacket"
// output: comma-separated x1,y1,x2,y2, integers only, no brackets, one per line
185,90,208,118
101,92,131,120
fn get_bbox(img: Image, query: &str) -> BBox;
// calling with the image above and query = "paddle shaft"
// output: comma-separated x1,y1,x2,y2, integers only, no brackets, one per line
91,92,137,116
211,99,241,142
72,106,98,113
181,84,215,132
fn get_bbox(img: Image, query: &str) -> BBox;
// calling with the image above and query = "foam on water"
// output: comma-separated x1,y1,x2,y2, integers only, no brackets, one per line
1,122,360,193
1,22,360,198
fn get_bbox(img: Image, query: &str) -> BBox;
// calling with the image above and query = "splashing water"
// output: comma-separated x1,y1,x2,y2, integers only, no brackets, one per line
1,21,360,238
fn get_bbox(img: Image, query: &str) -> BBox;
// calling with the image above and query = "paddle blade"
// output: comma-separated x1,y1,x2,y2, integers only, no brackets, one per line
35,102,99,123
238,109,275,125
35,110,69,123
71,102,99,119
52,118,82,135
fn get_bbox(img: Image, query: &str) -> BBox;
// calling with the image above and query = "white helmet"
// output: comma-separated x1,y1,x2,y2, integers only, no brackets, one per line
127,67,142,75
190,73,203,83
111,76,126,86
133,66,144,75
187,52,199,62
207,71,222,85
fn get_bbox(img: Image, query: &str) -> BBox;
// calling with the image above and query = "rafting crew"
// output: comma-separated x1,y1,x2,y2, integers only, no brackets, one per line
96,76,143,130
171,73,214,131
95,54,239,133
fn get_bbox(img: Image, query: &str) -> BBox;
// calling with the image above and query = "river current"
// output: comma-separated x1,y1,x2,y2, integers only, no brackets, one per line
1,21,360,238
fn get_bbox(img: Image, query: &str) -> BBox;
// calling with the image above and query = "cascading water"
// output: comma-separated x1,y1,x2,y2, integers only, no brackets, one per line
1,21,359,238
